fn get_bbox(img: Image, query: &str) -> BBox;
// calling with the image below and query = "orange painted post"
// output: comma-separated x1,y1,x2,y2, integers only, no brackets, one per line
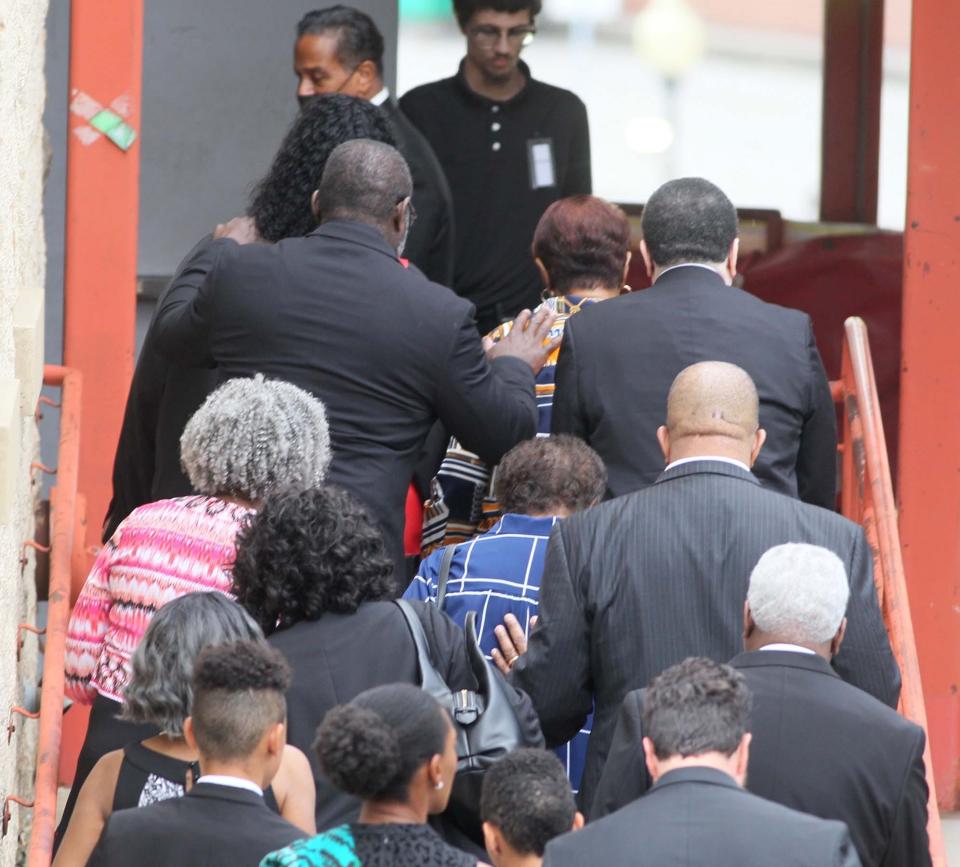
899,0,960,811
61,0,143,787
28,367,83,866
63,0,143,560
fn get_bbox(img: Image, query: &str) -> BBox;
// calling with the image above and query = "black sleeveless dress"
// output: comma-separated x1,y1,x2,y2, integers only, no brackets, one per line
112,742,280,812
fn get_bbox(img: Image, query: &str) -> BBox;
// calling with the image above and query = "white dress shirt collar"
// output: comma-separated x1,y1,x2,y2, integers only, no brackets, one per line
370,87,390,106
655,262,723,282
665,455,750,473
759,643,817,655
196,774,263,796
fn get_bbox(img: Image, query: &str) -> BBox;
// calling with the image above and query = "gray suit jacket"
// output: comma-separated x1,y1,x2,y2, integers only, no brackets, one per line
510,460,900,813
542,767,862,867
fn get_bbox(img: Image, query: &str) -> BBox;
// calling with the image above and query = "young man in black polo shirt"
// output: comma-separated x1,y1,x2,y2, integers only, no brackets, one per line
400,0,591,334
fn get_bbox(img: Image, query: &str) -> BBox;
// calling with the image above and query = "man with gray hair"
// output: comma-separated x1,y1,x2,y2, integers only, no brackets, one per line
594,543,930,867
155,139,555,582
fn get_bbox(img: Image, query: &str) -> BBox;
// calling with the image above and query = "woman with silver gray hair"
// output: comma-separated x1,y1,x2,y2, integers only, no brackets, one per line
55,592,316,867
59,374,329,847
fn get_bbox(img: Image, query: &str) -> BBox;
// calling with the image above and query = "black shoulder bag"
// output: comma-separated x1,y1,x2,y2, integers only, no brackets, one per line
394,598,543,844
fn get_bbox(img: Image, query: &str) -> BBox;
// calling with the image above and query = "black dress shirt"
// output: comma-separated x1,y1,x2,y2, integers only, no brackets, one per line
379,97,455,287
400,61,591,333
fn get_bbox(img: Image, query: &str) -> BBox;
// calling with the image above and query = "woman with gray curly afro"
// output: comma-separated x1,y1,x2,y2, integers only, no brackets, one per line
59,375,329,847
55,593,316,867
180,373,331,502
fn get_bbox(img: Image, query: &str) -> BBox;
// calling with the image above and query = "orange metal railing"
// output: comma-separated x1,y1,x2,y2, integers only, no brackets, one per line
832,317,946,866
21,366,83,866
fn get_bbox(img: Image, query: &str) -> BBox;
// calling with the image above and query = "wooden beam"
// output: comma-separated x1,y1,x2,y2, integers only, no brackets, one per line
820,0,884,223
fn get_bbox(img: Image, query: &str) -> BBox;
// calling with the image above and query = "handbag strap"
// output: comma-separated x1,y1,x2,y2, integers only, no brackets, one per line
435,544,458,611
393,600,453,703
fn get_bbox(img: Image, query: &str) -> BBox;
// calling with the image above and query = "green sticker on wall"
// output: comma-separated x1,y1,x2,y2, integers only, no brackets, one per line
90,109,138,151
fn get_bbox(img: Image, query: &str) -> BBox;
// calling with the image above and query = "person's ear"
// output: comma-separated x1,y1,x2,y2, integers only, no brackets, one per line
571,811,585,832
356,59,379,93
749,428,767,466
743,600,755,643
311,190,322,222
830,617,848,658
621,250,633,290
642,737,661,783
656,425,671,464
639,239,654,279
733,732,751,787
183,717,198,752
726,237,740,282
394,197,411,234
534,256,551,293
482,822,503,860
427,753,444,789
265,721,285,757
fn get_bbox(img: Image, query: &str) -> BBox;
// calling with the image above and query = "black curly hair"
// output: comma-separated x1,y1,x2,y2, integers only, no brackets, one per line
231,485,395,635
495,434,607,516
481,749,576,856
315,684,450,803
247,93,395,243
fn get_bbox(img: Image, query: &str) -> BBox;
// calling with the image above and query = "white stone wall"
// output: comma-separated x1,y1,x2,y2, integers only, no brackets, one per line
0,0,50,862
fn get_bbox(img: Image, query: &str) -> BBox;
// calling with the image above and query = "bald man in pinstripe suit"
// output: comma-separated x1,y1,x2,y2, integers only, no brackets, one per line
507,361,899,815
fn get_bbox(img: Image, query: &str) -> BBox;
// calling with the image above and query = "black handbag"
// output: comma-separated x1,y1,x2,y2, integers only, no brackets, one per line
394,599,543,843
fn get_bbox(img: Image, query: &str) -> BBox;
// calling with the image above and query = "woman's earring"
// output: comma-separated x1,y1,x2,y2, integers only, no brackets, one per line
435,780,444,790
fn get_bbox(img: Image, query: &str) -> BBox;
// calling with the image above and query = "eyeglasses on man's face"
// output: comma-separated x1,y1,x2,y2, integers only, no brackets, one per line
468,25,537,49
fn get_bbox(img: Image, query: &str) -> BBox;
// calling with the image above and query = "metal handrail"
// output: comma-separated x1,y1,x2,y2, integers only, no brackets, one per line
832,317,946,866
25,365,83,866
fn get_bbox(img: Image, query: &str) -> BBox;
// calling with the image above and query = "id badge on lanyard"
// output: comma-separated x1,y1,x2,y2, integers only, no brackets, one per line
527,138,557,190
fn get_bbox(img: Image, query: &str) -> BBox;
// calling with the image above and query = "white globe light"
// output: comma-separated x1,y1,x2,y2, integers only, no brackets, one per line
632,0,707,77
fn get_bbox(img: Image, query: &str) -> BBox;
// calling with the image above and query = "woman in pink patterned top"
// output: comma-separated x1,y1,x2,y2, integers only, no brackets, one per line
58,375,331,845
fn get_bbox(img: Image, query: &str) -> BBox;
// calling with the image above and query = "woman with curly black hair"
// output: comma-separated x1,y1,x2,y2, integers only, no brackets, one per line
262,684,478,867
104,94,394,541
231,486,477,833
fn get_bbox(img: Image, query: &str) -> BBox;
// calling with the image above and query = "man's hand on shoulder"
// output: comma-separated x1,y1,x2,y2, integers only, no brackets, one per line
486,307,560,375
213,215,261,245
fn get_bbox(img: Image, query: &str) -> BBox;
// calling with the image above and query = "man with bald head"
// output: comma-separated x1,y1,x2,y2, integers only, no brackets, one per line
154,139,555,582
552,177,837,510
505,361,897,815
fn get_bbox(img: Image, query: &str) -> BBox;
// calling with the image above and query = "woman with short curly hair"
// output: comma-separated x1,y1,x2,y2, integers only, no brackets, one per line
60,376,329,846
231,486,478,832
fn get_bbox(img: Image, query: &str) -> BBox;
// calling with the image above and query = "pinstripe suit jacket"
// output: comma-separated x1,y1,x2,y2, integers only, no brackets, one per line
510,460,900,814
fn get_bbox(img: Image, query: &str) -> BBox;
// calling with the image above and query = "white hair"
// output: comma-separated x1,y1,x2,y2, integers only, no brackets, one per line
181,375,331,501
747,543,850,644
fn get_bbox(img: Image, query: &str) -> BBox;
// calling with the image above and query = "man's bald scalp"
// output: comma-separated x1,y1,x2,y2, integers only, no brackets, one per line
317,138,413,226
666,362,759,441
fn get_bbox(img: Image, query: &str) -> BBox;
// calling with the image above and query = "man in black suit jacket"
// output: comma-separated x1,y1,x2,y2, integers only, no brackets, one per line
88,642,305,866
504,362,898,813
154,139,553,579
552,177,837,509
593,543,929,867
542,657,861,867
295,6,454,286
